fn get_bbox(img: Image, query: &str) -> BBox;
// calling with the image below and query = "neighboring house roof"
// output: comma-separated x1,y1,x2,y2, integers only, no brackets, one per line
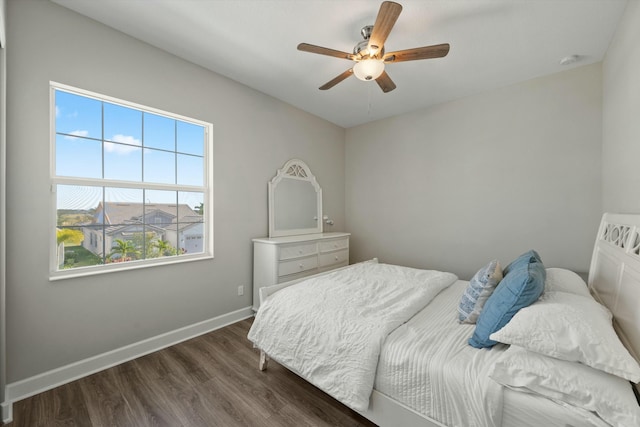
164,215,204,232
95,202,196,224
91,202,202,236
104,222,167,236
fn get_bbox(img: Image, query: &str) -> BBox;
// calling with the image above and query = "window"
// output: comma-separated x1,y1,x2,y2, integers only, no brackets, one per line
51,82,213,278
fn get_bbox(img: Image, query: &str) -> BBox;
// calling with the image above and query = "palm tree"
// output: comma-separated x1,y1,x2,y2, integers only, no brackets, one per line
194,202,204,215
154,239,177,257
109,239,139,262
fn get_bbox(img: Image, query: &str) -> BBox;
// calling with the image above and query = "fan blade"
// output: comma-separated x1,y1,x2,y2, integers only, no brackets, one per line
319,69,354,90
298,43,356,60
375,70,396,93
383,43,450,63
368,1,403,56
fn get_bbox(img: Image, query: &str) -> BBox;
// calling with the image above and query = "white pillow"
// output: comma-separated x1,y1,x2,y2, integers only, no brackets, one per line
545,267,590,297
489,345,640,427
457,260,503,324
490,291,640,382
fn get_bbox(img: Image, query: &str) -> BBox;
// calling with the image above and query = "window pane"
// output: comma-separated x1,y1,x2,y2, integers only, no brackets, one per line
179,192,204,221
177,153,203,186
56,135,102,178
103,189,144,264
144,112,175,151
144,226,178,259
82,224,105,259
144,190,179,257
181,230,204,255
145,200,178,227
177,121,204,156
107,235,142,264
145,189,177,205
55,90,102,140
58,225,104,270
144,148,175,184
104,102,142,144
144,191,178,234
178,192,204,255
56,185,102,224
102,186,143,263
104,142,142,181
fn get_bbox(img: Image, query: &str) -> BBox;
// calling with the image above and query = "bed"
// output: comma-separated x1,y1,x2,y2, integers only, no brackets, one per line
248,213,640,427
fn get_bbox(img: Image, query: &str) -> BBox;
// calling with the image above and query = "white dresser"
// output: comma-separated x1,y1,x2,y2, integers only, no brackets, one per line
252,232,350,311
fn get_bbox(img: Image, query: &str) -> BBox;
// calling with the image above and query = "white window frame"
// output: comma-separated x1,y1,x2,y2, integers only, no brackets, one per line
49,81,214,280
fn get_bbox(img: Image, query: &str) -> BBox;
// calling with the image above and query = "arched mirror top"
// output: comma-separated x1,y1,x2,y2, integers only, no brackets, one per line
269,159,323,238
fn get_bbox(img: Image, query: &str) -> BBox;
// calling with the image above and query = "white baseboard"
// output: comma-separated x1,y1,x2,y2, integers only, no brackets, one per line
2,306,253,423
1,401,11,424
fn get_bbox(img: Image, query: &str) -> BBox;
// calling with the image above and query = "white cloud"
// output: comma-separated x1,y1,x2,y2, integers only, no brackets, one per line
64,130,89,140
105,134,142,154
55,106,78,119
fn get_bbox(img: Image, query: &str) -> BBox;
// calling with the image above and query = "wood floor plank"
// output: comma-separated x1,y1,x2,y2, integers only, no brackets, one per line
110,361,186,427
78,367,147,427
49,382,93,426
193,375,270,426
4,317,377,427
189,336,288,417
164,386,228,427
133,349,208,400
12,391,50,427
12,382,92,427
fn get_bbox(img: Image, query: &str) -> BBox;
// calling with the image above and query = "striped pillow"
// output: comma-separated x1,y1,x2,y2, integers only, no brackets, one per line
458,260,503,324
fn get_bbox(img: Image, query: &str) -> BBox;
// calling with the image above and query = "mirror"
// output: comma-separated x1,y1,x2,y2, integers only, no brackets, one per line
269,159,323,237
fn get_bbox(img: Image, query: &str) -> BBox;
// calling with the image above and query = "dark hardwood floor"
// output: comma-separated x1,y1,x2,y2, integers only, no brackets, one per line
4,318,377,427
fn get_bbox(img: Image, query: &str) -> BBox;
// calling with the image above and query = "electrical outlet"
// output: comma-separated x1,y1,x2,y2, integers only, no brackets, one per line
237,285,244,296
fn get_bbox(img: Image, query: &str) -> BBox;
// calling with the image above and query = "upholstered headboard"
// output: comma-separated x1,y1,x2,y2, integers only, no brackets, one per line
589,213,640,367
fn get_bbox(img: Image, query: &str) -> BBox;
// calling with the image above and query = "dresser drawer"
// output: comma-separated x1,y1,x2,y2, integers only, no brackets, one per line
279,242,318,260
319,238,349,253
278,255,318,276
277,270,316,284
319,249,349,268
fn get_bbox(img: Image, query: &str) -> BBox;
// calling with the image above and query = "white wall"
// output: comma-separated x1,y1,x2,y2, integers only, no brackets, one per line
603,0,640,213
5,0,344,384
346,64,602,280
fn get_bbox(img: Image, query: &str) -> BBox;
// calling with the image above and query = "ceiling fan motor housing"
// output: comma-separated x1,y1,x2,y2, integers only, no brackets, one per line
361,25,373,40
354,26,384,58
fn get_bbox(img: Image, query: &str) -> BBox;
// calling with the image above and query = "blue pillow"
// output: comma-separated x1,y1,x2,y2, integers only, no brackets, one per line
468,258,546,349
502,249,542,277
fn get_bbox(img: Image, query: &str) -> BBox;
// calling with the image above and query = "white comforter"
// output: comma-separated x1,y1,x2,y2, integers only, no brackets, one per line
247,260,458,411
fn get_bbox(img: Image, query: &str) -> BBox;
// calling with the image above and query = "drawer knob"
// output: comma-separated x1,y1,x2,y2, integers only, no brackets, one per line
299,249,302,254
334,256,339,261
299,264,304,269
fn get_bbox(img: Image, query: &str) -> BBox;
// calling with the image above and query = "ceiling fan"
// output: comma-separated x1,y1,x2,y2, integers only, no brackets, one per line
297,1,450,93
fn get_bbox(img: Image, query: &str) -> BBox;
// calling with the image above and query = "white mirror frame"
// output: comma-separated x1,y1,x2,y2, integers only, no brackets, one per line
268,159,323,238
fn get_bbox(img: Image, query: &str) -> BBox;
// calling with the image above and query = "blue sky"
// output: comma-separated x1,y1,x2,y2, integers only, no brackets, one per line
55,89,205,211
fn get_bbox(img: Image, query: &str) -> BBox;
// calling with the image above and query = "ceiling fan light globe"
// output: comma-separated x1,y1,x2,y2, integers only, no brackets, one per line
353,59,385,81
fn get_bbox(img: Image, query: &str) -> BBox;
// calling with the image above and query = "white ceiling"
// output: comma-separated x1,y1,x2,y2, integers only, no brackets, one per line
51,0,627,128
